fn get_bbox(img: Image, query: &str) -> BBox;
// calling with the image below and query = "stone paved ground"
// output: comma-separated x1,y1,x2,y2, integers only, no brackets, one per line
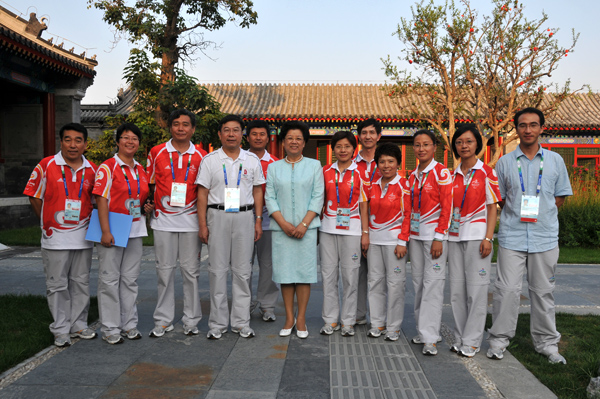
0,246,598,398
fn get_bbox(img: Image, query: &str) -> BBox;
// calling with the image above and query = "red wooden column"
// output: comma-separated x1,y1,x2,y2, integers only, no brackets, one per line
42,93,55,157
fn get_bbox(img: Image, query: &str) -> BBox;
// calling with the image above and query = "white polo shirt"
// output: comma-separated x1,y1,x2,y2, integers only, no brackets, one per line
195,148,265,206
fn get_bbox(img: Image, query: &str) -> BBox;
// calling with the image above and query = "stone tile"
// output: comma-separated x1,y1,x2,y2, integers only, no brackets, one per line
278,359,329,395
205,391,275,399
0,385,106,399
226,335,289,360
210,358,284,392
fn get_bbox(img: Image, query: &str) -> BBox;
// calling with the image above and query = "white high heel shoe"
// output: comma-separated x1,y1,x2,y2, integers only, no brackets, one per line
279,319,296,337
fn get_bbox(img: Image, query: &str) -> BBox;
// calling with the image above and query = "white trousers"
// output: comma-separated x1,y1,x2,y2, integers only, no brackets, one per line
488,246,561,354
357,254,368,321
153,230,202,327
207,208,254,330
448,241,491,348
97,238,142,336
250,230,279,312
408,239,448,344
367,244,407,332
41,248,93,335
319,232,361,327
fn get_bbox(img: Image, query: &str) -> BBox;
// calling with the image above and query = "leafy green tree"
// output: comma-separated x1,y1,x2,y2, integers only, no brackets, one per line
86,0,258,162
383,0,585,166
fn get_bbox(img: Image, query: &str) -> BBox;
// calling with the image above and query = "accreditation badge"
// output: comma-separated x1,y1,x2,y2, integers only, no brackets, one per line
520,195,539,223
410,212,420,236
129,198,142,220
335,207,350,230
224,187,240,213
449,207,461,237
170,182,187,207
64,199,81,224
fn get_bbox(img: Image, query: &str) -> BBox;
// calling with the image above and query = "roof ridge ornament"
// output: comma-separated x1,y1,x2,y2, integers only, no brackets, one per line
25,12,47,39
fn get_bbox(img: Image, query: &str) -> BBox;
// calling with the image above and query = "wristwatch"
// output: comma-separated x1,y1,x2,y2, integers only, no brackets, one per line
484,237,493,243
256,216,263,220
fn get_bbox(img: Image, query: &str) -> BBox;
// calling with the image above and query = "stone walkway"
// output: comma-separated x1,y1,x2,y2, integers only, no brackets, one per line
0,246,598,398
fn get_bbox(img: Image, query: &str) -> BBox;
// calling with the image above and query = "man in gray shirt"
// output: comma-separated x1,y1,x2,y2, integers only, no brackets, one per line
487,107,572,364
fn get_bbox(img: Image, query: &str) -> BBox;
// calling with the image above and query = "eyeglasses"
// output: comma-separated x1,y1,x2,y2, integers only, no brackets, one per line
413,143,434,150
222,128,242,134
120,136,139,142
517,122,541,130
285,136,304,143
455,140,476,147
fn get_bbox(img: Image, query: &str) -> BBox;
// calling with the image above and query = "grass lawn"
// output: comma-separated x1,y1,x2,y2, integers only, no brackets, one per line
487,313,600,399
0,295,99,374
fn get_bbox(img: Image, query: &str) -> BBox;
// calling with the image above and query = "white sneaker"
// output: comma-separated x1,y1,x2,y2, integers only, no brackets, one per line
340,325,355,337
486,346,505,360
54,334,71,347
103,334,124,345
384,331,400,341
459,345,480,358
207,328,226,340
547,353,566,365
367,327,386,338
320,323,340,335
232,326,255,338
70,328,97,340
183,325,199,335
422,343,438,355
262,311,277,322
120,328,142,340
149,324,174,338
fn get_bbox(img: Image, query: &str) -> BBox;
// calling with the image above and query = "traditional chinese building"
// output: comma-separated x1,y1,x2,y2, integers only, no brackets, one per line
82,83,600,175
0,5,97,229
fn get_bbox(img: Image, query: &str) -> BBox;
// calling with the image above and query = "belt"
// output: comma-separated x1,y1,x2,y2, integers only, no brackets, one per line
208,204,254,212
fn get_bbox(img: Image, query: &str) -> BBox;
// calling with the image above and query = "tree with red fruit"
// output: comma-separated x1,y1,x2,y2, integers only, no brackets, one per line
383,0,584,166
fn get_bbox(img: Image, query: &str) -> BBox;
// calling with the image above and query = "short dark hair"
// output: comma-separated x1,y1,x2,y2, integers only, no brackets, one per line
60,123,87,141
246,119,270,135
514,107,545,127
168,109,196,127
357,118,382,135
375,142,402,165
330,131,357,150
451,124,483,159
115,123,142,143
413,129,437,145
218,114,244,131
278,121,310,143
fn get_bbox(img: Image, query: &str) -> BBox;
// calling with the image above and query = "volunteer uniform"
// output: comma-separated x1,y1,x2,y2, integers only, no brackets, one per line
353,152,382,323
250,151,279,314
448,159,501,349
147,140,206,330
320,161,363,328
408,160,453,344
93,155,149,338
24,152,97,337
488,146,572,354
360,175,411,333
195,148,265,331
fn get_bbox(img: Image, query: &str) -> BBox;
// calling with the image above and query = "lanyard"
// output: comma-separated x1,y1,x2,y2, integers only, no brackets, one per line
60,165,85,199
169,152,191,182
121,165,140,198
335,169,354,206
517,151,543,197
411,171,430,211
223,162,242,188
456,169,476,211
369,163,378,183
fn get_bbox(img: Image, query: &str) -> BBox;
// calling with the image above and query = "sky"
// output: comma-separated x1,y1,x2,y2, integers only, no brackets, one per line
6,0,599,104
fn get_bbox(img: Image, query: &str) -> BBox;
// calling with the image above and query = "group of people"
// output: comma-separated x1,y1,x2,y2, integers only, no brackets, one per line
25,107,571,365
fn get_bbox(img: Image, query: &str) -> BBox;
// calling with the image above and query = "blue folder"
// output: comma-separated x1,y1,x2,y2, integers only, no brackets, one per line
85,209,133,248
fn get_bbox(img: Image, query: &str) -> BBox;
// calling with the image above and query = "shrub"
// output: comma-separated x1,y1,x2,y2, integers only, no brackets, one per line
558,165,600,248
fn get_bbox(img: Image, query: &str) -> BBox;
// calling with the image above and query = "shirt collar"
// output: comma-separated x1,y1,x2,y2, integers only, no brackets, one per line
411,159,438,177
259,150,272,162
454,159,483,176
55,151,92,170
515,144,543,160
217,147,247,161
354,151,374,164
114,153,140,168
331,161,358,173
166,139,195,155
375,174,401,187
